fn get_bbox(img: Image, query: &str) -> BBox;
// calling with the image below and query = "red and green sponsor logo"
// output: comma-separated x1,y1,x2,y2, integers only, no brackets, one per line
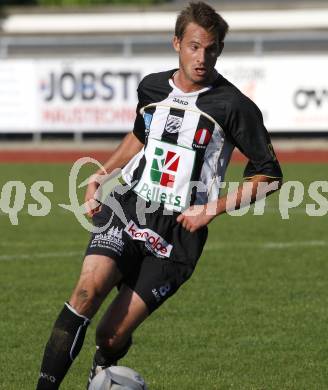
150,147,180,188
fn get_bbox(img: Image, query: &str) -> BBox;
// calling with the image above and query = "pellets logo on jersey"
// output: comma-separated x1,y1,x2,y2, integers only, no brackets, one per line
164,114,183,133
193,128,212,149
150,147,180,188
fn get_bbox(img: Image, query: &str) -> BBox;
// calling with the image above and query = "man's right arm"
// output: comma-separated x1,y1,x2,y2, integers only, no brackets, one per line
85,132,144,216
99,132,144,175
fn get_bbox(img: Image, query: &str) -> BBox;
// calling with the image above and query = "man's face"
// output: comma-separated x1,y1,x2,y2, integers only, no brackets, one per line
173,22,223,89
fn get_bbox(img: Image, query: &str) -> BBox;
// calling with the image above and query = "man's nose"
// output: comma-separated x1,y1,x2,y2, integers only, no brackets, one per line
197,48,206,64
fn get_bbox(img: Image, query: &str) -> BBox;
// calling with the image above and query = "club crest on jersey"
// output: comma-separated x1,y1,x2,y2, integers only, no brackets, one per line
150,147,180,188
193,128,212,149
164,114,183,133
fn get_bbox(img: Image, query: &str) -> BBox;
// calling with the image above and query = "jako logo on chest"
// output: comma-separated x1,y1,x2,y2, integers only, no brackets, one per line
173,97,188,105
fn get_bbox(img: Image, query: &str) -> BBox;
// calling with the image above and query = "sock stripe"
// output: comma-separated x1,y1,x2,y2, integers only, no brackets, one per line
70,321,87,362
65,302,91,322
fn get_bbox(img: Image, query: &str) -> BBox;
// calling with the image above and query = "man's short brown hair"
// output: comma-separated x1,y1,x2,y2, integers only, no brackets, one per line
175,1,229,43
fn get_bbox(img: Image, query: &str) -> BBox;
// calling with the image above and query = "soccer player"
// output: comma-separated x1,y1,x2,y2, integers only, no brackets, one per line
36,2,283,389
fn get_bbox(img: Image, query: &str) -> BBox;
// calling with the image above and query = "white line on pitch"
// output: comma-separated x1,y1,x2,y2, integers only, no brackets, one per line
0,251,82,261
0,241,84,248
204,240,327,251
262,241,327,249
0,207,319,219
1,241,326,262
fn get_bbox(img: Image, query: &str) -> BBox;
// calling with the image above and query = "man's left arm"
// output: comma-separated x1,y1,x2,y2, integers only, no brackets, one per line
177,95,283,232
177,174,282,232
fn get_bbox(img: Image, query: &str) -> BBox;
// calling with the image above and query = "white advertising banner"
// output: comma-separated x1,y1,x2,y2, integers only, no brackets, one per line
219,56,328,132
36,58,177,132
0,60,38,132
0,56,327,133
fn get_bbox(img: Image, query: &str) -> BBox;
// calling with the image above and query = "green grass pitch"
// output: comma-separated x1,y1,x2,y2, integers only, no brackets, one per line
0,162,327,389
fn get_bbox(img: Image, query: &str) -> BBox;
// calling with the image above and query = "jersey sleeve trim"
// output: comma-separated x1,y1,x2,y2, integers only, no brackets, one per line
243,174,283,180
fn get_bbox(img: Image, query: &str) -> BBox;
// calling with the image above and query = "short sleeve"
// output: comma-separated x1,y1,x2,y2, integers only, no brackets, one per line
132,81,147,144
226,96,283,179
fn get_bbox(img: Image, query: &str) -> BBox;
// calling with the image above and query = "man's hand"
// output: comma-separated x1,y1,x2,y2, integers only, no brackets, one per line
83,132,144,218
176,176,282,232
84,172,104,217
176,204,215,232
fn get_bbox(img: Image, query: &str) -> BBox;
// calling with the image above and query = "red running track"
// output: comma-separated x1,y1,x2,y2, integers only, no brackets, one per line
0,149,327,163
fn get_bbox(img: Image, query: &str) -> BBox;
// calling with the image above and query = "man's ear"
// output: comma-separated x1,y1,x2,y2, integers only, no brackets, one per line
173,36,181,53
218,42,224,57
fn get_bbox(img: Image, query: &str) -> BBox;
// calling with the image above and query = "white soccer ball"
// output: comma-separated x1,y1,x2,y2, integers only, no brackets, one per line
88,366,148,390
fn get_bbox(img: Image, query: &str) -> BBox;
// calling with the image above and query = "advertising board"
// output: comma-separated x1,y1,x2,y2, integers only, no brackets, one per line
0,56,327,133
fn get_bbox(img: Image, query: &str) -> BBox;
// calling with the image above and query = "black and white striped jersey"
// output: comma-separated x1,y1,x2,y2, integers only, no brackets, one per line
121,69,282,212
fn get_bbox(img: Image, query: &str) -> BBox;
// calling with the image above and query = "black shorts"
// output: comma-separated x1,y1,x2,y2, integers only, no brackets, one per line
85,187,208,312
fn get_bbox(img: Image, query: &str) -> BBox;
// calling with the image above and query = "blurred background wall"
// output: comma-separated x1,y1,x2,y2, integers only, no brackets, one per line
0,0,327,139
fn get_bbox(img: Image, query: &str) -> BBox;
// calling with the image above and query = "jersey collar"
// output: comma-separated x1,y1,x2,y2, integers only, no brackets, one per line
168,69,219,96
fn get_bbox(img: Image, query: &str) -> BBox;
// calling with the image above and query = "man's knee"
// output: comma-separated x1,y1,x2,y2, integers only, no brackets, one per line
69,281,106,318
69,255,121,317
70,289,93,314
